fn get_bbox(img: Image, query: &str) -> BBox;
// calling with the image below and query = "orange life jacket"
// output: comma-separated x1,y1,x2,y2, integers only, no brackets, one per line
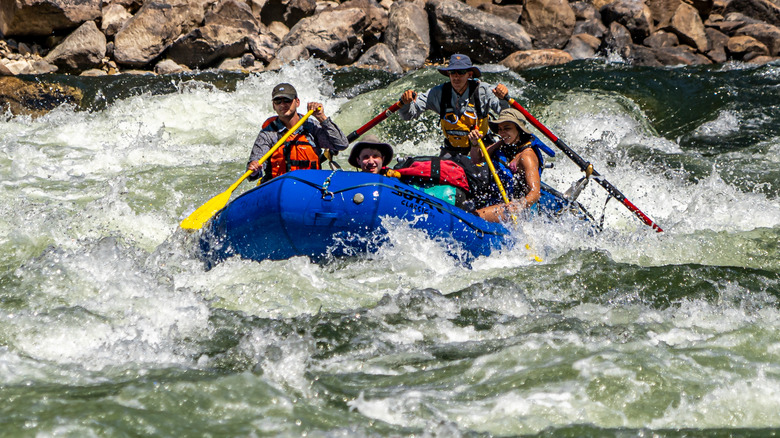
261,116,321,181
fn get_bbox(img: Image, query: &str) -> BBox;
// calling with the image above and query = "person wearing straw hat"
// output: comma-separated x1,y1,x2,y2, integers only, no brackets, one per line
398,54,509,156
348,134,395,175
468,108,556,222
247,83,348,182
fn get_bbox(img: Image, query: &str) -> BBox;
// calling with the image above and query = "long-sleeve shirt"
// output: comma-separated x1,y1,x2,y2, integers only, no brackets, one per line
398,80,508,121
247,115,348,179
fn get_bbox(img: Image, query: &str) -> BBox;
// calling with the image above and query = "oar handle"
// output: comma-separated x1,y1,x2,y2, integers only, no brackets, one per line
506,98,663,232
477,137,517,224
346,100,403,142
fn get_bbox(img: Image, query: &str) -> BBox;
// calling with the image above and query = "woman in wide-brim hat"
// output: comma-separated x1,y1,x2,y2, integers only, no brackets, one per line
348,134,394,175
468,108,543,222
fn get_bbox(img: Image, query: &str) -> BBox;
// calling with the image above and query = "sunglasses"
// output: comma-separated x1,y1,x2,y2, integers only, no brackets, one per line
448,69,471,76
272,97,294,105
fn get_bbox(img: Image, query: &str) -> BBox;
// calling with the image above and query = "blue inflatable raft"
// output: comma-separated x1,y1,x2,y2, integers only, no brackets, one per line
199,170,589,265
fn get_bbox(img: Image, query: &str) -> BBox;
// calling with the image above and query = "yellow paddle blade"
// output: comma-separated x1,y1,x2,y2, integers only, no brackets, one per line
180,170,253,230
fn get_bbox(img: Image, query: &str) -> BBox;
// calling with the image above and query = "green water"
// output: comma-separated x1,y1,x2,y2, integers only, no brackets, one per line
1,59,779,436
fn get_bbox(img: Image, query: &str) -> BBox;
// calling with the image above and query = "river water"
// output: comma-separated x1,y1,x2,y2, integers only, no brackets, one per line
2,59,779,436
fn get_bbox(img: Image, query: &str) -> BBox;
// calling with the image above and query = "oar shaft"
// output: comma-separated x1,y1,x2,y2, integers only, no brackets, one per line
506,98,663,232
346,100,402,142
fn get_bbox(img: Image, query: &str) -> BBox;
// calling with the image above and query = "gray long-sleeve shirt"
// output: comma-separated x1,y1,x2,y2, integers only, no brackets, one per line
247,115,348,179
398,80,508,121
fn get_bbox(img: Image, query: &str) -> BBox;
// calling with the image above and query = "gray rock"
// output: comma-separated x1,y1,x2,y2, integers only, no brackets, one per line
427,0,532,62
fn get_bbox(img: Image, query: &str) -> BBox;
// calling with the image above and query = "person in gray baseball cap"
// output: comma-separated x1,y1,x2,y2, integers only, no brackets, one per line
397,54,510,157
247,83,348,182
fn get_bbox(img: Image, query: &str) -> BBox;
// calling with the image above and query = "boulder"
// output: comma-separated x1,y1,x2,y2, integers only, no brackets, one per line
734,23,780,55
247,33,281,64
354,42,403,73
600,0,655,43
643,30,679,48
280,8,369,64
266,44,309,69
645,0,680,28
166,24,248,69
101,4,133,37
113,0,209,68
204,0,261,33
600,21,634,57
570,1,600,21
44,20,106,72
652,44,712,64
385,0,430,70
705,27,729,61
726,34,770,59
574,18,608,38
723,0,780,27
426,0,532,62
154,58,191,74
665,2,709,51
564,33,602,58
520,0,577,49
478,3,524,23
0,76,82,117
0,0,101,37
500,48,574,70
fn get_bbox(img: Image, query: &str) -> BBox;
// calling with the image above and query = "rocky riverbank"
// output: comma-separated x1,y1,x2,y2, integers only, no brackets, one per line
1,0,778,77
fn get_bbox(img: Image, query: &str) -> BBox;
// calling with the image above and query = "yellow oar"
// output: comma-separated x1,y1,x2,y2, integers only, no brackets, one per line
180,107,318,230
477,137,542,262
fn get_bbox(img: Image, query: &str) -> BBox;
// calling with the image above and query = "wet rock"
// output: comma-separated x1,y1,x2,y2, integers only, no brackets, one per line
385,0,430,70
0,76,82,117
427,0,532,62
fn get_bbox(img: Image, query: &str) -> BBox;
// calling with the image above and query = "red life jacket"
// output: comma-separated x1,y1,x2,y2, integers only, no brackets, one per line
261,116,321,181
393,155,491,195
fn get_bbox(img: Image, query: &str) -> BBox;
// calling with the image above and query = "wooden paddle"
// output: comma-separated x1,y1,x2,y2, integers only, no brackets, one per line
346,100,403,142
505,97,663,232
180,107,318,231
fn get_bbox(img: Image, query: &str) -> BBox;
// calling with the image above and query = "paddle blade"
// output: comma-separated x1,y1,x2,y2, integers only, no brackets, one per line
180,190,233,230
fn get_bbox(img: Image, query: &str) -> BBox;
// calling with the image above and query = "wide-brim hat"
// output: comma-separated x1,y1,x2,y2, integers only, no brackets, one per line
489,108,532,136
437,53,481,78
348,134,394,168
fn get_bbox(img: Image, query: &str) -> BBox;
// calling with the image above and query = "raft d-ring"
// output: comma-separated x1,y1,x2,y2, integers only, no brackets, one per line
322,191,334,201
475,229,484,238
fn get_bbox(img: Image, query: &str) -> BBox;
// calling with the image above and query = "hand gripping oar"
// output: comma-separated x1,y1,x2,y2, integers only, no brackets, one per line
505,98,663,232
346,100,403,142
477,137,542,262
180,107,318,230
